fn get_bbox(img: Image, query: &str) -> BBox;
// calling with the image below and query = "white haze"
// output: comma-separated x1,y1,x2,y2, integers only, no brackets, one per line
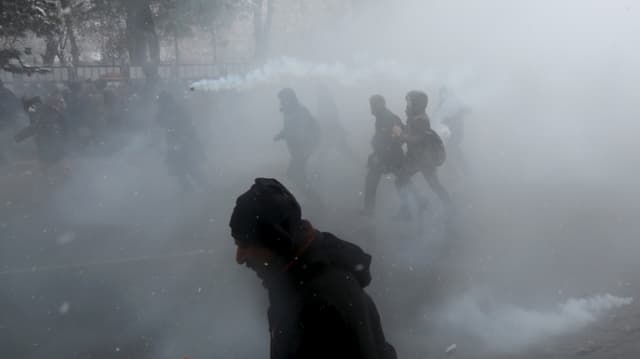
3,1,640,358
439,291,633,353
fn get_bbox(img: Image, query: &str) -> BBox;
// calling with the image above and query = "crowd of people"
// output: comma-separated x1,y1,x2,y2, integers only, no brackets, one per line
0,76,469,358
273,86,467,220
229,84,468,359
0,78,208,187
1,77,468,213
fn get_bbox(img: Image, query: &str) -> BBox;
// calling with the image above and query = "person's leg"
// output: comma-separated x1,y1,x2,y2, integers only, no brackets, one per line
363,166,383,215
422,168,452,210
287,153,308,189
394,161,421,220
288,152,323,205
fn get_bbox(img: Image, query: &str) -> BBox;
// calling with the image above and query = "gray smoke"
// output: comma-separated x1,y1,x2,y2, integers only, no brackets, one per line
439,291,633,353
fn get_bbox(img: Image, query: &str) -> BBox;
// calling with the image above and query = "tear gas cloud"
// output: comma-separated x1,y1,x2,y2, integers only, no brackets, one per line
439,291,633,353
3,0,640,358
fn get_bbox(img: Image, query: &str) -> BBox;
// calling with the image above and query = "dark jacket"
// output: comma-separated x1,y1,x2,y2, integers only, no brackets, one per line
370,108,404,170
266,228,397,359
404,114,431,160
275,104,320,157
15,103,66,163
0,85,21,129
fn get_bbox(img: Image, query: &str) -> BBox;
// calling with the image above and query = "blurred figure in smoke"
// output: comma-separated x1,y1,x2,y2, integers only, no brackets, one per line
0,79,21,128
397,90,452,214
0,80,23,164
14,95,68,181
274,88,322,202
362,94,426,218
315,83,360,165
434,87,469,179
62,81,100,153
230,178,397,359
99,88,129,154
156,91,208,192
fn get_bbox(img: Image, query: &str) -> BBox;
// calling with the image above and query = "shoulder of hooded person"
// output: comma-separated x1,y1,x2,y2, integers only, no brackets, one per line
409,114,430,130
297,266,368,320
291,233,372,301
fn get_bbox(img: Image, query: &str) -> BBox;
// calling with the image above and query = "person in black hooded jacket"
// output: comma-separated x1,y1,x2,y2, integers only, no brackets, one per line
229,178,397,359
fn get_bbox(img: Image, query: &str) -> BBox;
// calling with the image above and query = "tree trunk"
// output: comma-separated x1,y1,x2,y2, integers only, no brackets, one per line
211,24,218,63
67,21,80,66
60,0,80,66
43,35,59,65
173,28,180,79
253,0,274,62
124,0,159,68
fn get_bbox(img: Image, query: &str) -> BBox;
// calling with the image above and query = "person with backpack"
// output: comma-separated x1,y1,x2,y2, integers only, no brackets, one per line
274,88,322,202
230,178,397,359
361,94,427,219
396,90,452,213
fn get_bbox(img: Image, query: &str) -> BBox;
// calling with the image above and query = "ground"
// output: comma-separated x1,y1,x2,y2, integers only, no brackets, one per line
1,159,639,359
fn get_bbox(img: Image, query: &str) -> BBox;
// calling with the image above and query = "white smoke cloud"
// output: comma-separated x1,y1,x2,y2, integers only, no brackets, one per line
440,292,633,353
190,57,453,92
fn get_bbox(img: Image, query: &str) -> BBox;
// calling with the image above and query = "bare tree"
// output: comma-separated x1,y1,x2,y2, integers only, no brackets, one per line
124,0,160,66
59,0,81,65
252,0,274,62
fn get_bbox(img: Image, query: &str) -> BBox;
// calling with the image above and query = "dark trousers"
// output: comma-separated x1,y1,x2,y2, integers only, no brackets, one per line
364,153,425,212
397,156,451,208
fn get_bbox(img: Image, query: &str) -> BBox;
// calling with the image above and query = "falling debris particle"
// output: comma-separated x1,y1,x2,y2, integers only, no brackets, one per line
59,302,70,314
56,231,77,245
445,344,457,354
575,341,603,356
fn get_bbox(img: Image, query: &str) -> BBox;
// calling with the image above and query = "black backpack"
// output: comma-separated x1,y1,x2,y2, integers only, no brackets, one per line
425,129,446,167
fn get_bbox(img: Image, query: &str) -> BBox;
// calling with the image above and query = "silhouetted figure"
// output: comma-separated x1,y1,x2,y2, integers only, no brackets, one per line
156,91,207,191
230,178,397,359
0,80,22,164
0,80,21,129
274,88,321,201
15,96,67,176
397,90,451,214
362,95,425,217
62,81,101,152
315,84,360,165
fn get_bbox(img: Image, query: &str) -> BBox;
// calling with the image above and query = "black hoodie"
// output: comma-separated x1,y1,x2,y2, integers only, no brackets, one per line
265,228,397,359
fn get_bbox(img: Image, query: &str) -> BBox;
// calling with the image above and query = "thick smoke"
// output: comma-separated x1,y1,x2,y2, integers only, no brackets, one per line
439,292,633,353
189,57,443,91
3,1,640,358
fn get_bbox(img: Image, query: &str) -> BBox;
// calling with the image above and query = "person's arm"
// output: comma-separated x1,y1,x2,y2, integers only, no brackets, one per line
274,115,290,142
